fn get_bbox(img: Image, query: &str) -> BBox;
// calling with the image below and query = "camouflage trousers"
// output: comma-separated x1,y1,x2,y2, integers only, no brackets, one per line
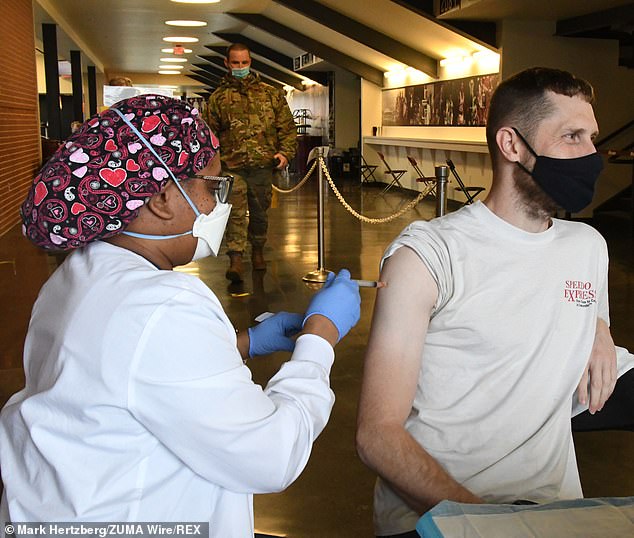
224,167,275,253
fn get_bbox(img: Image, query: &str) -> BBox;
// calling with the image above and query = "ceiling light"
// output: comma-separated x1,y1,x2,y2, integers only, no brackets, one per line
163,36,199,43
165,20,207,27
160,58,188,63
159,70,181,75
160,85,179,89
171,0,220,3
159,65,184,70
161,47,193,54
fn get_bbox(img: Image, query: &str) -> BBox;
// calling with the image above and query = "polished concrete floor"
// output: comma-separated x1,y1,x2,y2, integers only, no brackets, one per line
1,178,633,536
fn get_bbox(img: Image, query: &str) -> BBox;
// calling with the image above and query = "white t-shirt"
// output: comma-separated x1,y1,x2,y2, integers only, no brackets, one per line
374,201,634,535
0,242,335,537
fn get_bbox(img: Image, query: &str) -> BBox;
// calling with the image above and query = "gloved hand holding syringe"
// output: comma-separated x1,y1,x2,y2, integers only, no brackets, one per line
246,270,383,357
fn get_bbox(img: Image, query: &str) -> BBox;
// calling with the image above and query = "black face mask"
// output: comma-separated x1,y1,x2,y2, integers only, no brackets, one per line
512,127,604,213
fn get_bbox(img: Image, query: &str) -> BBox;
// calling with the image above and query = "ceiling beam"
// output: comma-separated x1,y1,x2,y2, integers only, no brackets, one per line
297,70,329,86
186,73,218,90
191,69,222,86
213,32,295,70
273,0,437,77
197,55,286,90
193,91,213,100
205,46,305,90
188,70,218,86
390,0,498,50
229,13,384,86
192,63,225,83
556,3,634,37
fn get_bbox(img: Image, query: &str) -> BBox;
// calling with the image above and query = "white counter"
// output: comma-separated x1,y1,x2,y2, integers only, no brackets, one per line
363,136,489,154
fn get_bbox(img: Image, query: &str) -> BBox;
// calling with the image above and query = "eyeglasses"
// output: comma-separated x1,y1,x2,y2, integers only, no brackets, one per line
191,174,234,204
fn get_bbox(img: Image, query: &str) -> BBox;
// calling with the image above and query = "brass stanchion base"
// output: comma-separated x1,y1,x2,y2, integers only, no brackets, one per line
302,268,330,285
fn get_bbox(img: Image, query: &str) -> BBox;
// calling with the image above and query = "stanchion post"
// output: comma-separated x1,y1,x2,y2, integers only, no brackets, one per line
435,165,448,217
303,148,330,284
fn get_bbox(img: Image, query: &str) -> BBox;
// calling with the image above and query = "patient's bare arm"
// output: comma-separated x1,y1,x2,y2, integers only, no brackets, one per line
356,247,483,514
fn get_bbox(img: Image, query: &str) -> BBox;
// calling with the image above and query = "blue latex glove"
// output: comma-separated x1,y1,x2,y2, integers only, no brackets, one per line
247,311,303,358
303,269,361,342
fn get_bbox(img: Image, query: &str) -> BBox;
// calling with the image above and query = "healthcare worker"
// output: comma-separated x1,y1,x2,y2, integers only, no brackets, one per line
0,95,360,537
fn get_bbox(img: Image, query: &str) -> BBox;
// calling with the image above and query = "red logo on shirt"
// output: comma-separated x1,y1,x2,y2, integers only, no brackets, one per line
564,280,596,307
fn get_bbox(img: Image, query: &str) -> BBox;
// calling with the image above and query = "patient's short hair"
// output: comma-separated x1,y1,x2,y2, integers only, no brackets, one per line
486,67,594,167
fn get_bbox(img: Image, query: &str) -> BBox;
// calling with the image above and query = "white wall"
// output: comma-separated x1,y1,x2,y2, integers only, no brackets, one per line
360,78,381,139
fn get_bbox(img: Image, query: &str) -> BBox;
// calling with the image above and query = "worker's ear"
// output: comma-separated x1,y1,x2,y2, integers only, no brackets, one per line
144,181,182,221
496,127,523,164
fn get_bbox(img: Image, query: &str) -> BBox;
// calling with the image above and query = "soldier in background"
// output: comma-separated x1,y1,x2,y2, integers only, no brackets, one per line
206,43,297,282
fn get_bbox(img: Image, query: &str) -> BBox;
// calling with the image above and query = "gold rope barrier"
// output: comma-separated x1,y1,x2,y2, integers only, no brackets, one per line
319,157,434,224
271,159,318,193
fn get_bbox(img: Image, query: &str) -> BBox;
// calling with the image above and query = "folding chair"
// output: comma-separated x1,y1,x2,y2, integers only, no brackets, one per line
360,154,378,183
376,151,406,194
446,159,486,205
407,155,437,198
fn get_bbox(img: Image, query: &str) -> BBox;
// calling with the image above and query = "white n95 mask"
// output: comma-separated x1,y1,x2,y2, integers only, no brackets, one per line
191,201,232,260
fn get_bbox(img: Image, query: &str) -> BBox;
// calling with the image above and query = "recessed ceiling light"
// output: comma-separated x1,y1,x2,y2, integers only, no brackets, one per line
165,20,207,27
163,36,199,43
160,58,188,63
161,47,193,54
159,70,181,75
160,85,179,89
171,0,220,4
159,64,184,70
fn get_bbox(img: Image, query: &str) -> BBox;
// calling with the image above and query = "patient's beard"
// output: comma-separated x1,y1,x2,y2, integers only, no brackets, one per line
512,164,559,220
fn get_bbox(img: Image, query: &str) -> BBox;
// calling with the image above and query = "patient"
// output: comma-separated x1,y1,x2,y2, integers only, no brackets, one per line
356,67,634,537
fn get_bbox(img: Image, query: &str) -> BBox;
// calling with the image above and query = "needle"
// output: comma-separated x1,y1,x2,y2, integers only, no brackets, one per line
353,279,386,288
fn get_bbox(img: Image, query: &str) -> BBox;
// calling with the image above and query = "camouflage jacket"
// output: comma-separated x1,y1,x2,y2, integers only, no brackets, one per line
205,73,297,170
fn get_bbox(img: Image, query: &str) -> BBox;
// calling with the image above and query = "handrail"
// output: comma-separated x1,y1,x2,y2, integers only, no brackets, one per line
594,118,634,148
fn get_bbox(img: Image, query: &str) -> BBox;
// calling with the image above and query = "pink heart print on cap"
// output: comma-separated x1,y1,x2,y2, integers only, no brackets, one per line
128,142,142,154
69,147,89,163
20,94,219,251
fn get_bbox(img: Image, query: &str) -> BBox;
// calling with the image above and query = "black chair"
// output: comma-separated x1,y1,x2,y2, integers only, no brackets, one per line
360,154,378,183
376,151,407,194
407,155,436,198
446,159,486,205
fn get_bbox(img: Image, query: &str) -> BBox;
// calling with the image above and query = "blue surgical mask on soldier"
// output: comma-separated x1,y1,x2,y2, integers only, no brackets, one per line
232,67,250,79
512,127,604,213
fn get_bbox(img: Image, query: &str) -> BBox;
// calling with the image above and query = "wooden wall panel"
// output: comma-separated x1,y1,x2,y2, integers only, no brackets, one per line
0,0,41,236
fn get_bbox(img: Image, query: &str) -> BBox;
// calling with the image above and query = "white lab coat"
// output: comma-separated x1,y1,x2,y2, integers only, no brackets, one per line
0,241,335,537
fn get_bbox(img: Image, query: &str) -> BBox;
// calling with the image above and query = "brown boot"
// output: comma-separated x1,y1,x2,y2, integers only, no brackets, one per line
225,251,244,282
251,246,266,271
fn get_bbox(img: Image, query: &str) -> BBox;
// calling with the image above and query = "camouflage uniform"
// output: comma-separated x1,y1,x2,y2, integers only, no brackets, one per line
205,73,297,252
